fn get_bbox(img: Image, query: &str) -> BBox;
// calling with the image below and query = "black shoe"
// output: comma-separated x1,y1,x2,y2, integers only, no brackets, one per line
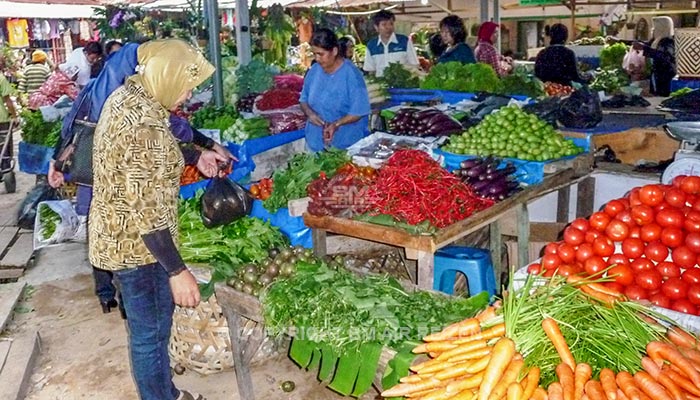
118,304,127,320
100,299,118,314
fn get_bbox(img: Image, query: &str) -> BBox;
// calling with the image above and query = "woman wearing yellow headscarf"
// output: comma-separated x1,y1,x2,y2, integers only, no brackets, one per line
89,39,214,400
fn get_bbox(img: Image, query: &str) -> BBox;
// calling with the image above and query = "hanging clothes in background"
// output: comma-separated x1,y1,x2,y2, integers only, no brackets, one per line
79,19,91,42
222,9,235,29
7,19,29,48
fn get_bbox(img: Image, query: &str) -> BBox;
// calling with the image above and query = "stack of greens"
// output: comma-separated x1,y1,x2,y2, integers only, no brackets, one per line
20,110,61,147
220,116,270,144
590,67,630,94
235,59,276,97
263,150,349,213
499,67,545,98
421,62,503,93
599,42,628,69
191,104,238,131
38,203,60,239
380,62,420,89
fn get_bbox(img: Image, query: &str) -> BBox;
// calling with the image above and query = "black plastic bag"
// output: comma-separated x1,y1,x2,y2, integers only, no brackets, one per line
522,96,562,128
200,177,253,228
558,87,603,129
17,183,62,230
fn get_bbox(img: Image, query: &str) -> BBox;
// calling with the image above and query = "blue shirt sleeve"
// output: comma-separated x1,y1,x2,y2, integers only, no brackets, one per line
346,66,371,117
299,64,316,104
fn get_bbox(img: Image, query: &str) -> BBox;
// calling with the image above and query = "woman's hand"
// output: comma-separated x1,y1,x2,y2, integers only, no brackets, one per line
309,111,325,127
197,150,228,178
47,161,65,188
212,142,237,162
323,122,338,146
169,269,200,307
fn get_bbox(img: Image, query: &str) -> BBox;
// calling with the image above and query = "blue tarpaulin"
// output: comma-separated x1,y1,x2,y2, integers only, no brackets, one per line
18,141,54,175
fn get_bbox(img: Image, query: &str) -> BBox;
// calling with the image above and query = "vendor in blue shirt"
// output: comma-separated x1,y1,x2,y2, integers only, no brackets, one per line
300,28,370,152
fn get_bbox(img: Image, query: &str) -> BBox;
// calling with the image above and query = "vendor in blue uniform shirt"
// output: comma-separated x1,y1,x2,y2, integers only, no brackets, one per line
300,28,370,152
363,10,419,77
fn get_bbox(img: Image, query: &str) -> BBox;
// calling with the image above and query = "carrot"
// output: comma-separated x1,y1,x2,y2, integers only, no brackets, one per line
556,363,576,400
435,362,477,381
575,364,593,400
531,387,548,400
421,387,452,400
616,371,643,400
464,354,492,374
600,368,618,400
618,389,630,400
425,318,481,342
667,327,697,349
407,387,439,398
418,361,459,375
566,275,624,299
583,395,590,400
679,348,700,371
634,371,674,400
522,367,541,400
578,284,622,304
642,357,663,378
661,368,700,397
455,323,507,344
451,389,478,400
647,341,700,387
488,358,525,400
445,371,485,394
477,306,497,323
509,382,525,400
585,381,608,400
655,371,687,400
413,341,459,354
402,374,429,383
411,357,451,373
478,337,516,400
436,340,489,361
446,347,492,364
550,383,565,400
542,318,576,371
381,377,444,397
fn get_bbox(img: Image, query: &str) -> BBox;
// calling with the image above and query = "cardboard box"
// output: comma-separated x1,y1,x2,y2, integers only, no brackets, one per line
504,222,567,267
564,127,679,165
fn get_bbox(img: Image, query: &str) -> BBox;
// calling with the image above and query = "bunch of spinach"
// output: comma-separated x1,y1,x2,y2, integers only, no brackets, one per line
20,110,61,147
421,62,503,94
263,149,349,213
380,62,420,89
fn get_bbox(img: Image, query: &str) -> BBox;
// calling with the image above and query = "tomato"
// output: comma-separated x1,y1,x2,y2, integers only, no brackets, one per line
619,198,631,209
625,285,649,300
662,277,689,300
641,223,663,242
605,219,630,241
631,258,655,272
615,210,633,226
656,209,685,229
686,284,700,305
544,243,559,256
681,176,700,195
584,256,607,277
556,264,578,277
682,268,700,284
604,200,626,217
685,218,700,233
654,202,672,213
628,226,641,239
673,175,686,189
649,293,672,309
661,227,685,248
628,188,642,207
576,243,594,263
527,263,542,274
639,184,665,206
563,227,585,246
622,237,645,259
542,254,562,270
685,232,700,254
644,240,670,262
557,243,576,264
665,188,688,209
631,205,655,226
570,218,590,232
585,230,602,244
589,212,611,232
672,245,697,269
543,269,556,277
593,237,615,257
608,264,634,286
671,299,698,315
656,261,681,279
636,269,663,291
607,253,630,268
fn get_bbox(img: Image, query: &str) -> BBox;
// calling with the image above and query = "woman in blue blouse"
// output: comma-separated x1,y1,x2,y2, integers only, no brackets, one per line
300,28,370,152
438,15,475,65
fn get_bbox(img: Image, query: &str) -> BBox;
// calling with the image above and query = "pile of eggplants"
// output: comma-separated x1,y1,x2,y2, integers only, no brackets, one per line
387,108,463,137
454,157,522,201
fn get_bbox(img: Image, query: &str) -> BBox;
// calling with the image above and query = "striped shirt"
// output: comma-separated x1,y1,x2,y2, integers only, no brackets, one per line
18,64,51,94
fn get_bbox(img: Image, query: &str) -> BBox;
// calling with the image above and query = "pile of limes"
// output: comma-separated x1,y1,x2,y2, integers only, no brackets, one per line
442,106,584,161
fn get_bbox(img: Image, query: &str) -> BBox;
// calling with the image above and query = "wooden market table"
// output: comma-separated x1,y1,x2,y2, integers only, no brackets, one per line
303,163,594,291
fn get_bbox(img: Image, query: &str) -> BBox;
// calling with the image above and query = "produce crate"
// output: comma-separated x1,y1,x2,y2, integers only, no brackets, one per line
567,127,679,165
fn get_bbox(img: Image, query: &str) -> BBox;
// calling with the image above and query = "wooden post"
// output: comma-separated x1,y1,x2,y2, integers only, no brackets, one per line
516,203,530,270
557,186,571,223
570,0,576,35
235,0,252,66
489,222,502,288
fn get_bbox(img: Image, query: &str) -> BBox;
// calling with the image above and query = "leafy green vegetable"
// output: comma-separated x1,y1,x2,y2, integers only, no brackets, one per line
191,104,238,131
590,67,630,94
380,63,420,89
421,62,503,94
671,87,694,97
499,67,545,98
263,150,349,213
235,59,276,97
20,110,62,147
599,43,628,69
39,204,60,239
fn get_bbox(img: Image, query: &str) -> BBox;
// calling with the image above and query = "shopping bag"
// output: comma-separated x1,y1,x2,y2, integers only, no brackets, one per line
17,183,62,230
200,176,253,228
33,200,80,250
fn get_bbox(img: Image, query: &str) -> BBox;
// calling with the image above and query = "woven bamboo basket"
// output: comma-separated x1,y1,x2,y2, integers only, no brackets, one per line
676,29,700,78
168,294,237,375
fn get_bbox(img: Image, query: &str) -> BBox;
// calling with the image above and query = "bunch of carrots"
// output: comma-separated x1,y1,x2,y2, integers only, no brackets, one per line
180,165,204,186
383,304,700,400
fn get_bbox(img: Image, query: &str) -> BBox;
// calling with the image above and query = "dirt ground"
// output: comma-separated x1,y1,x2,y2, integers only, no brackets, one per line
0,134,379,400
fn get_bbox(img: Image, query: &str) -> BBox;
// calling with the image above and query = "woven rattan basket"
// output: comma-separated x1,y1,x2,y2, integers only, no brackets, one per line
676,29,700,78
168,294,235,375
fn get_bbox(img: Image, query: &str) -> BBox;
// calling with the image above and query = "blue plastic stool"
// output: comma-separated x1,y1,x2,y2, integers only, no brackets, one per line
433,246,497,296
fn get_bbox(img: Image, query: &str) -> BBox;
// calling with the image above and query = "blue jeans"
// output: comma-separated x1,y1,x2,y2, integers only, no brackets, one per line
114,263,179,400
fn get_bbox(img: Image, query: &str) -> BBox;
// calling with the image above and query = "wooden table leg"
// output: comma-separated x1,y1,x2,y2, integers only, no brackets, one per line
576,176,596,218
415,250,435,290
489,221,502,289
557,186,571,223
312,229,327,257
516,203,530,270
222,306,256,400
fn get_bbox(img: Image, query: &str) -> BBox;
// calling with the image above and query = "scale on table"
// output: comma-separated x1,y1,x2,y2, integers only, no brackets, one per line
662,121,700,184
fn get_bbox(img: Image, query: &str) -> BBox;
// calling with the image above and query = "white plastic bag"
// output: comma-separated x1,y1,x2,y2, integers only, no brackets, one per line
33,200,80,250
623,49,646,79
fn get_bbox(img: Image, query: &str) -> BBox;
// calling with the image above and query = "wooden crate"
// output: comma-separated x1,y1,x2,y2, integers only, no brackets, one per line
566,127,679,165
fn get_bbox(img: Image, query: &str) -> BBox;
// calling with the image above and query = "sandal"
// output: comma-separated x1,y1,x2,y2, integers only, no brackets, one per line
177,390,206,400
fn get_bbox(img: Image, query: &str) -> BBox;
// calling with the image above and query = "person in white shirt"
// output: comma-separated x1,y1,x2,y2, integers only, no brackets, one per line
363,10,419,77
61,41,103,88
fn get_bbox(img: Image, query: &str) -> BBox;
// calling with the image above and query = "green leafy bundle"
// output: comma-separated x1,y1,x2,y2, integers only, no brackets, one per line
20,110,62,147
235,59,275,97
599,43,628,69
420,62,503,94
263,150,350,213
190,104,238,131
38,204,60,239
590,67,630,94
380,62,420,89
499,67,545,98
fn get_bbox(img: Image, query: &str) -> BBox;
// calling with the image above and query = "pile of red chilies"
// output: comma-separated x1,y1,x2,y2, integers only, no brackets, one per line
367,150,494,228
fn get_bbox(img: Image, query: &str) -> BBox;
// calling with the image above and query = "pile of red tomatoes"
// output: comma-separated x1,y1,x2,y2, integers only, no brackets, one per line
528,175,700,315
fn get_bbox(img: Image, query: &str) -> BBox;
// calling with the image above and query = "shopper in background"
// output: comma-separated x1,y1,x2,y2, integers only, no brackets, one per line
633,16,675,97
301,28,370,152
63,41,103,88
104,40,123,56
437,15,475,65
429,32,447,62
27,63,80,109
0,67,17,131
534,24,588,86
363,10,419,77
17,50,50,94
338,36,355,59
90,39,213,400
475,21,510,76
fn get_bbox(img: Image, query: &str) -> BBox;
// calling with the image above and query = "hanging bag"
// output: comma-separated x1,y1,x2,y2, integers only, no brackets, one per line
54,119,95,186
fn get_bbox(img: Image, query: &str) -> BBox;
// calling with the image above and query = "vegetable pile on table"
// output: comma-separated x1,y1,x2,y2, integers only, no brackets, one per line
529,176,700,316
366,78,389,105
442,106,584,161
306,163,377,218
388,108,463,137
544,82,575,97
220,116,270,144
500,68,545,99
380,62,420,89
234,59,275,97
191,104,238,132
590,68,630,95
254,88,300,111
250,178,273,200
453,157,522,201
421,62,503,94
20,110,61,147
235,93,259,113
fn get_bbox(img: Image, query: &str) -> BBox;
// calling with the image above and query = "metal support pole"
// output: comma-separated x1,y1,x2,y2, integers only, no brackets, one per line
205,0,224,106
494,0,501,53
480,0,488,23
235,0,252,66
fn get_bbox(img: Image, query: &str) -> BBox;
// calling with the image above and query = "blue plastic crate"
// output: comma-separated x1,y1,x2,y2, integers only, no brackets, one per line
18,141,53,175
